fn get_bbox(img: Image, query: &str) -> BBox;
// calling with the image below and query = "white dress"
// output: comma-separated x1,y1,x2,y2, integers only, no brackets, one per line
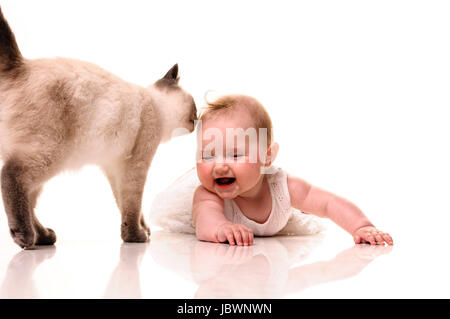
149,166,325,236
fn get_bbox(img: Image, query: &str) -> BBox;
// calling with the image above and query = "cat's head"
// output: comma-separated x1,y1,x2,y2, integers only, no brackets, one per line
150,64,197,142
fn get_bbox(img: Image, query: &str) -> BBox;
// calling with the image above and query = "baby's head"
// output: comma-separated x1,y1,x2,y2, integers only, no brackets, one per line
196,94,279,199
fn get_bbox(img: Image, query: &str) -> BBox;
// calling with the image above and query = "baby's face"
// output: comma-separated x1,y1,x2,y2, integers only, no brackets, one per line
196,109,268,199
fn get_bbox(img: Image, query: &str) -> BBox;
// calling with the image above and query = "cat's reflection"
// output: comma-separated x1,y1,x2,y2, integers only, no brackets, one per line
103,242,149,299
0,246,56,298
150,231,392,298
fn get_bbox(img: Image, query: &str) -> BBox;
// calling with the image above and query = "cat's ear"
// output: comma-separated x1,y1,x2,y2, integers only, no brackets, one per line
162,63,179,84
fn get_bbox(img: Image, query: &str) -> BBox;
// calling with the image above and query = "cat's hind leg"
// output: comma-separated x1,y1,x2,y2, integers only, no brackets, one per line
1,157,57,248
1,159,36,248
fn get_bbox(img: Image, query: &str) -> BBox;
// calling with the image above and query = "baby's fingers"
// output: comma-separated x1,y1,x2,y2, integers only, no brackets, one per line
374,233,385,245
382,233,394,245
244,229,254,246
358,233,377,245
240,229,249,246
236,228,254,246
356,231,393,246
233,229,243,246
353,234,362,244
225,230,236,246
367,234,377,245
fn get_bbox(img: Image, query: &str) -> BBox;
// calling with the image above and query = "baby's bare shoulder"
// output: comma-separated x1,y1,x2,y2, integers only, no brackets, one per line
193,185,223,205
286,174,313,207
286,174,311,193
192,185,225,222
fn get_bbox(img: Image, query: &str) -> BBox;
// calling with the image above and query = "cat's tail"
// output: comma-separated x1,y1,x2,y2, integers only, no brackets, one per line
0,6,23,74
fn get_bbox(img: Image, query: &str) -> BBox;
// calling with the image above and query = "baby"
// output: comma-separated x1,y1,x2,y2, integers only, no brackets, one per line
192,94,393,246
150,94,393,247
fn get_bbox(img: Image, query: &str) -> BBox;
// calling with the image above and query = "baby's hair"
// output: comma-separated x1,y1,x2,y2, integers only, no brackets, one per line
199,93,273,145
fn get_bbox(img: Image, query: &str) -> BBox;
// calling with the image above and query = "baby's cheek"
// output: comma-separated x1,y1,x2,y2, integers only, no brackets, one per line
196,163,213,185
234,163,261,183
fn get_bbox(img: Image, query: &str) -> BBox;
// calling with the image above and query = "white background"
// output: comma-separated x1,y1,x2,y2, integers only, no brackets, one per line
0,0,449,298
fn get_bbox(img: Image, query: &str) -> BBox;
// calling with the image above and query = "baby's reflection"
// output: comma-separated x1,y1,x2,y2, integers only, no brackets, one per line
103,242,149,299
0,246,56,298
150,231,392,298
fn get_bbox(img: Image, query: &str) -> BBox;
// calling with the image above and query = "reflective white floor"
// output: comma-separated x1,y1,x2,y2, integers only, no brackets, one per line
1,222,448,299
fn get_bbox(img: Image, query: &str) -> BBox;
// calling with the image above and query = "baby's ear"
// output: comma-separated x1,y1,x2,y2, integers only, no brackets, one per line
264,142,279,166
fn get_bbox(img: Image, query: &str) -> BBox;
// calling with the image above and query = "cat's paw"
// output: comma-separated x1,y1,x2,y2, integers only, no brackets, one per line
9,226,36,249
140,218,151,237
35,227,57,245
121,223,150,243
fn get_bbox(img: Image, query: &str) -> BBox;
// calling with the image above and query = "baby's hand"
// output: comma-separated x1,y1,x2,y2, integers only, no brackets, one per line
353,226,393,246
217,223,254,246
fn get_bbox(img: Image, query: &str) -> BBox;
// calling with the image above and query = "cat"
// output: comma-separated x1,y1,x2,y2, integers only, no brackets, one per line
0,7,197,248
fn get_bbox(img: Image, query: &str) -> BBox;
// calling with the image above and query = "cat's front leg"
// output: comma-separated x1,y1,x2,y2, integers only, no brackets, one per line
119,189,150,243
103,160,151,243
28,187,57,245
116,145,158,242
121,207,149,243
140,214,150,237
105,108,160,243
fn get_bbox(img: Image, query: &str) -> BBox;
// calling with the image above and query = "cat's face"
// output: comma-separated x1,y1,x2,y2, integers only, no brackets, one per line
151,64,197,138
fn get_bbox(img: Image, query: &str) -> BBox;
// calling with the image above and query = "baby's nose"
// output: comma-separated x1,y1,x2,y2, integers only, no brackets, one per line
213,162,231,175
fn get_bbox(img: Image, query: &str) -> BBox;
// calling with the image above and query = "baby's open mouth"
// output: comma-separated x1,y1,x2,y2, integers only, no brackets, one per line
215,177,236,186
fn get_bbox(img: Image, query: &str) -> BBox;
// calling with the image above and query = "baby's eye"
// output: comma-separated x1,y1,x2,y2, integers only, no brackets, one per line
202,155,215,161
232,154,246,161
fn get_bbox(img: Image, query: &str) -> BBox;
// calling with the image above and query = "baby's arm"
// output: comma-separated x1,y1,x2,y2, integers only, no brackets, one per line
287,175,393,245
192,186,254,246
